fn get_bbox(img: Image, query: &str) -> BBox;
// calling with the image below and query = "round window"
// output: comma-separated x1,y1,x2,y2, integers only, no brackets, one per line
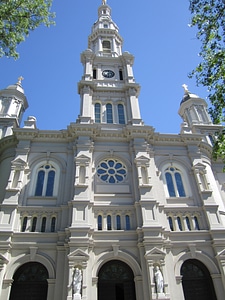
97,159,127,183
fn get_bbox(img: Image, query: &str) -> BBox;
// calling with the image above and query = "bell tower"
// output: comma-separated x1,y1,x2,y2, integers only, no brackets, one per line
77,0,143,126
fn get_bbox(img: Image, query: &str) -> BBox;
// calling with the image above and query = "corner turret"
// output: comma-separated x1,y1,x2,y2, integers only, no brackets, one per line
0,77,28,138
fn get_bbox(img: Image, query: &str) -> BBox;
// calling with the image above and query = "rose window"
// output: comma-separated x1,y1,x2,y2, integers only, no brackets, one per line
97,159,127,183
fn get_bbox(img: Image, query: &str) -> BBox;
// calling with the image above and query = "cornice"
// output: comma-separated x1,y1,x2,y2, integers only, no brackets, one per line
13,128,70,142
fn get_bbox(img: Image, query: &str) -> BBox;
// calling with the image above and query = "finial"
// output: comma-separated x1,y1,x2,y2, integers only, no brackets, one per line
182,84,189,93
102,0,107,4
17,76,24,86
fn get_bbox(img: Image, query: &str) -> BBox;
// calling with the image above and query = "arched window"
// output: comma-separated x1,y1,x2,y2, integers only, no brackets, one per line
165,166,186,197
93,68,97,79
116,215,121,230
95,103,101,123
194,216,200,230
31,217,37,232
185,216,191,231
119,69,123,80
21,216,27,232
107,215,112,230
168,216,174,231
125,215,130,230
106,103,113,123
35,164,56,197
98,260,136,300
51,217,56,232
181,259,217,300
98,215,102,230
177,216,183,231
118,104,125,124
9,262,48,300
102,40,111,52
41,217,47,232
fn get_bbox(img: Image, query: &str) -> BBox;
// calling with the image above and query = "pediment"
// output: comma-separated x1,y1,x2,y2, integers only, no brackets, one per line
145,247,166,258
11,157,27,167
68,249,89,261
134,155,150,165
75,154,91,163
193,162,206,170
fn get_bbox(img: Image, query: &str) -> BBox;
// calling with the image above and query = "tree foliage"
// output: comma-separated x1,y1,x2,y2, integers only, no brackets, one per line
0,0,55,59
189,0,225,162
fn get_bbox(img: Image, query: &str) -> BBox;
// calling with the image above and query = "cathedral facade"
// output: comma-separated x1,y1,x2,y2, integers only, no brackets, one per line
0,2,225,300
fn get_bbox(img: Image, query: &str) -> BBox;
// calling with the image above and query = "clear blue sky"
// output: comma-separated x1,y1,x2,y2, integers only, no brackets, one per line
0,0,207,133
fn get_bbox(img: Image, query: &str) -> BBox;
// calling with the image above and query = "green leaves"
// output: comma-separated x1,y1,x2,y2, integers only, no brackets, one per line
189,0,225,162
0,0,55,59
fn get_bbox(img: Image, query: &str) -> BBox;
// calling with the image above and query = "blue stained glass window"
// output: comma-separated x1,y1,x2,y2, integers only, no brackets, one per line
125,215,130,230
106,103,113,123
175,172,186,197
165,172,176,197
118,104,125,124
116,215,121,230
107,215,112,230
35,170,45,196
165,166,186,197
34,164,56,197
95,103,101,123
46,171,55,196
97,159,127,184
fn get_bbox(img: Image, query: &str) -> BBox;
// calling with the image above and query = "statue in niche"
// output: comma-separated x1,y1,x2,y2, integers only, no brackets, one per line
73,268,82,298
154,266,164,294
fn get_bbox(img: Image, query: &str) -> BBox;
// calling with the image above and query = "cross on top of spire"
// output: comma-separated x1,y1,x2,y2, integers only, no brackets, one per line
102,0,107,4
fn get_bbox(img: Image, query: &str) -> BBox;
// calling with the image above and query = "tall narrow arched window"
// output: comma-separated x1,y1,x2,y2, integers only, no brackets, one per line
168,216,174,231
31,217,37,232
51,217,56,232
116,215,121,230
98,215,102,230
21,216,28,232
102,40,111,52
35,164,56,197
118,104,125,124
107,215,112,230
125,215,130,230
119,69,123,80
93,68,97,79
41,217,47,232
95,103,101,123
185,216,191,231
194,216,200,230
106,103,113,123
165,166,186,197
177,216,183,231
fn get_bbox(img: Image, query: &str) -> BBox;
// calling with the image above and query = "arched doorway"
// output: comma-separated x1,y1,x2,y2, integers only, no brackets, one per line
98,260,136,300
9,262,49,300
181,259,217,300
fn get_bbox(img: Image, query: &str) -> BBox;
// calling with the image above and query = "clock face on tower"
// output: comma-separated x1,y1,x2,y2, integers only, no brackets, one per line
102,70,115,78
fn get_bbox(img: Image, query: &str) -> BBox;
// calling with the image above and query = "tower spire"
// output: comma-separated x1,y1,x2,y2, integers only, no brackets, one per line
102,0,106,4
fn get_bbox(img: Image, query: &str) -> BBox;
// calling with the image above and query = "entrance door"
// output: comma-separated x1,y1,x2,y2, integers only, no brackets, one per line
9,262,48,300
98,260,136,300
181,259,217,300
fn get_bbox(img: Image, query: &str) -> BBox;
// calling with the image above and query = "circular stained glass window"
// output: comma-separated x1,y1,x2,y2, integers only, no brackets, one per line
97,159,127,183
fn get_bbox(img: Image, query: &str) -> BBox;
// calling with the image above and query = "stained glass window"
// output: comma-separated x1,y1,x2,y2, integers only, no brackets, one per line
97,159,127,183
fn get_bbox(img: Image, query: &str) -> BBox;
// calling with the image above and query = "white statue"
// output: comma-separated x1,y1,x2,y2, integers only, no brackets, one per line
154,266,164,294
73,268,82,296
